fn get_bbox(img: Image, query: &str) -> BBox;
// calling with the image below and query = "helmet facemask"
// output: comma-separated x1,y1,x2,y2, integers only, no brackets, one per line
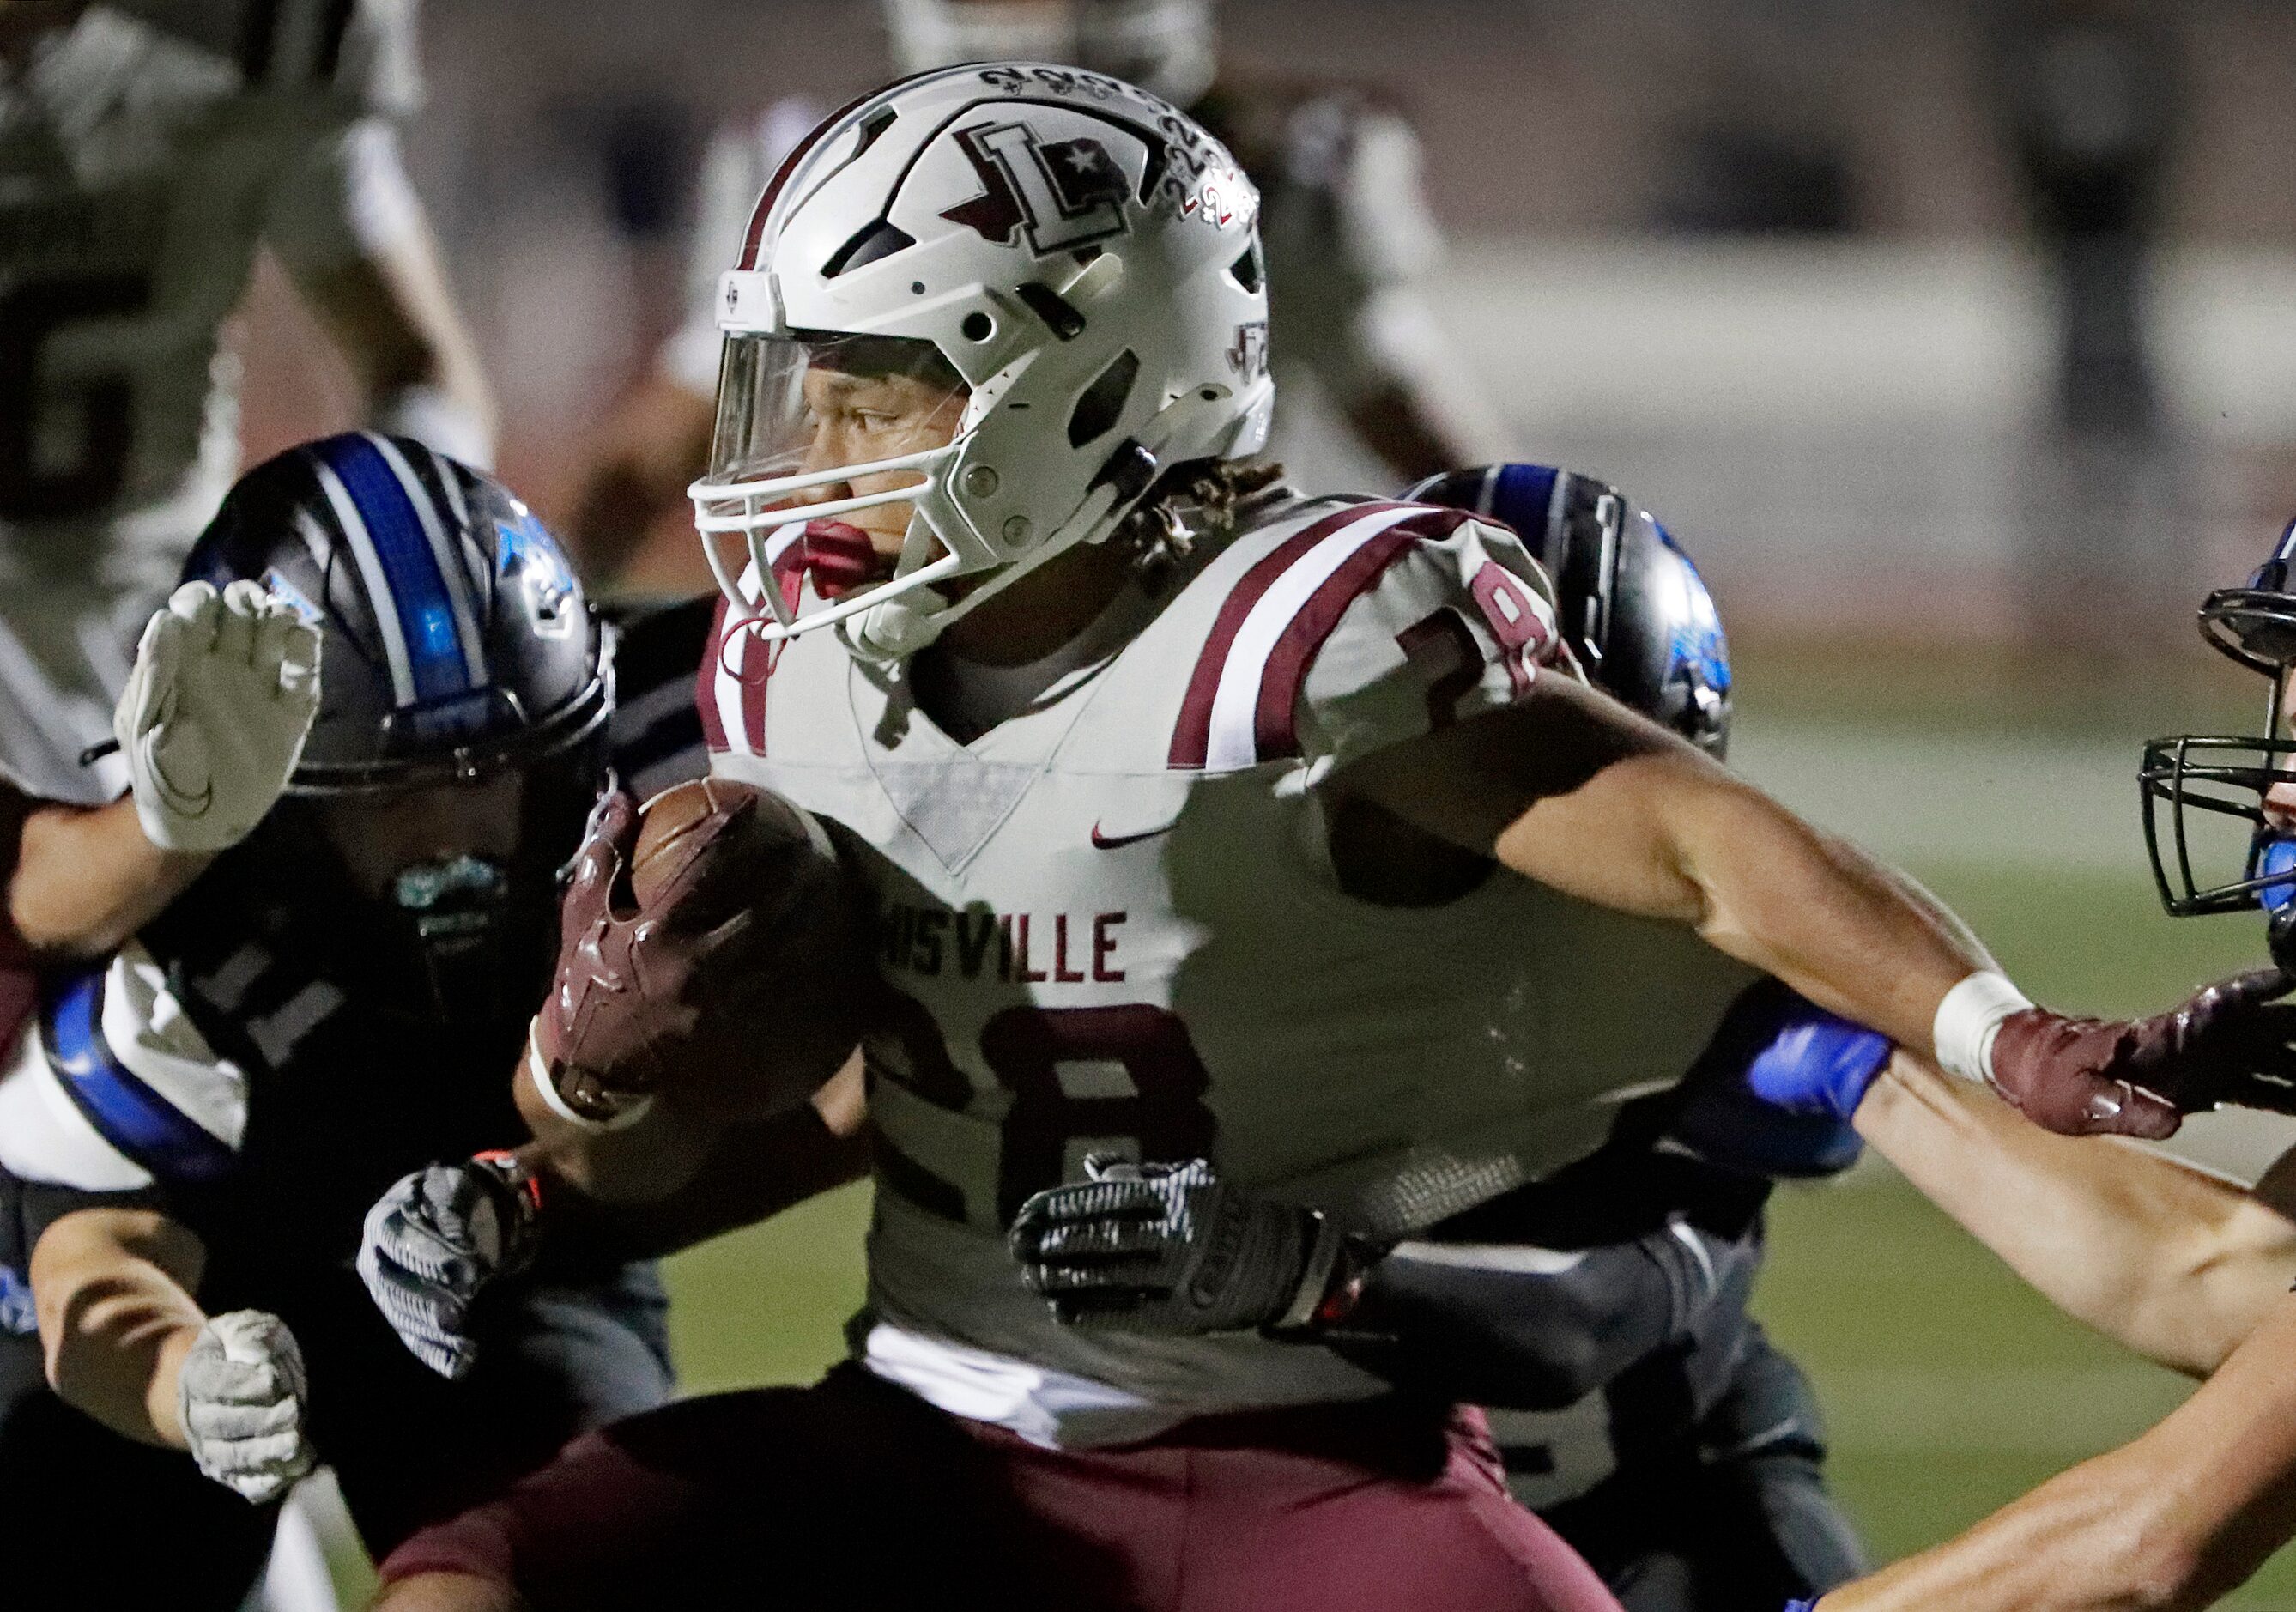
693,330,978,652
2142,552,2296,966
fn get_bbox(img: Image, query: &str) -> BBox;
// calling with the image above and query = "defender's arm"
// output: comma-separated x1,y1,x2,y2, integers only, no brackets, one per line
6,791,213,959
30,1206,207,1447
1857,1053,2296,1379
6,582,320,957
1819,1294,2296,1612
268,124,495,465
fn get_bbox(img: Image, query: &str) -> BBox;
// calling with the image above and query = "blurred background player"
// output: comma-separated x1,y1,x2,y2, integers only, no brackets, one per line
0,0,493,898
560,0,1498,599
1996,0,2183,665
0,434,671,1609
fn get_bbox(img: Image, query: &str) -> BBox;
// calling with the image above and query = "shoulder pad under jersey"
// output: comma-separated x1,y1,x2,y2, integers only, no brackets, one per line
1166,496,1566,777
0,944,246,1192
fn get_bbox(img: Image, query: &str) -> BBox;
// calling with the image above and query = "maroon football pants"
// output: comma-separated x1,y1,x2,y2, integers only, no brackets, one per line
380,1362,1621,1612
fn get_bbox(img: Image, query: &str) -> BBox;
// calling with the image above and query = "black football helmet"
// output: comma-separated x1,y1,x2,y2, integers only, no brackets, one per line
185,432,611,1021
1408,464,1734,757
2141,517,2296,962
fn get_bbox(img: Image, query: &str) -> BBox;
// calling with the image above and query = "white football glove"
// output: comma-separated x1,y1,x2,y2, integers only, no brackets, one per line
177,1310,316,1505
114,579,322,853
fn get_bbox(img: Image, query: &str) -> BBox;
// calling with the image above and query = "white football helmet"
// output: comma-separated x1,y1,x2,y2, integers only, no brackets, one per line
689,64,1272,663
883,0,1218,109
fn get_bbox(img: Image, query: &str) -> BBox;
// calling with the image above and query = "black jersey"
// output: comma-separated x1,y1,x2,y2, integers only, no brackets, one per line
0,606,712,1280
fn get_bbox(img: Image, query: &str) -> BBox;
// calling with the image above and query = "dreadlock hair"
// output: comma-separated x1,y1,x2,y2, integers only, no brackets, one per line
1114,456,1291,587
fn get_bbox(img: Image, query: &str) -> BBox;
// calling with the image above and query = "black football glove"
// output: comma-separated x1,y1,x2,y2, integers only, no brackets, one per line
1009,1155,1348,1335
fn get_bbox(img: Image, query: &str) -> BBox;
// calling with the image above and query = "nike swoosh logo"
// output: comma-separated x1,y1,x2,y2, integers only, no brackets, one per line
1090,821,1173,851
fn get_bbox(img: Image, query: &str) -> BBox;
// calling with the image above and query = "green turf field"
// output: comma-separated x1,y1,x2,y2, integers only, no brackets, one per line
658,738,2296,1605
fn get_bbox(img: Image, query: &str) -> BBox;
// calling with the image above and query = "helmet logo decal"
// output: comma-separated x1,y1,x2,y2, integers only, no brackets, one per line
942,121,1130,255
1226,321,1269,381
1180,183,1238,227
496,511,578,642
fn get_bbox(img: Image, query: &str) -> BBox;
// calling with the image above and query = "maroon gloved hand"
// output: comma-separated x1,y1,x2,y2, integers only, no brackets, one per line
532,781,870,1126
1989,969,2296,1138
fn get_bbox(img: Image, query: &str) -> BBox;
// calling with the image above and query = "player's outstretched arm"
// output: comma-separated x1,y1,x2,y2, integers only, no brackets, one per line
1855,1052,2296,1379
1816,1295,2296,1612
6,791,209,960
29,1208,314,1504
267,124,495,466
1336,676,2296,1138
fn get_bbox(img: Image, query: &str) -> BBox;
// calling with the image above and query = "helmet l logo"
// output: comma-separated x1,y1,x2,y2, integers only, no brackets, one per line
942,121,1129,256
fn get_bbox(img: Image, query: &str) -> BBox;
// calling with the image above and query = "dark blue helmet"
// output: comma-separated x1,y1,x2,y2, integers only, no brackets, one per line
184,433,610,1021
1407,464,1734,758
189,431,609,792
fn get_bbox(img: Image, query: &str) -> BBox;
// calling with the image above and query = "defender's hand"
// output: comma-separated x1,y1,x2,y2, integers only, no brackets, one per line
1665,985,1889,1178
178,1311,315,1505
115,581,321,852
1010,1156,1345,1335
1990,970,2296,1137
357,1154,542,1379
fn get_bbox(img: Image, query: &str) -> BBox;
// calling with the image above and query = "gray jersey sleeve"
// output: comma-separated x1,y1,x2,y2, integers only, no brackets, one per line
261,118,427,276
1259,100,1500,457
1261,105,1437,402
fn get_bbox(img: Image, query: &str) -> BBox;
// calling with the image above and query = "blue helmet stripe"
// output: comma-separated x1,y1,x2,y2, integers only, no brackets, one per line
369,434,491,686
317,435,475,704
41,972,238,1185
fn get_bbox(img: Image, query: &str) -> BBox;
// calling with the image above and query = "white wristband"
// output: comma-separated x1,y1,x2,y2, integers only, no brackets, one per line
1933,971,2035,1086
523,1031,652,1133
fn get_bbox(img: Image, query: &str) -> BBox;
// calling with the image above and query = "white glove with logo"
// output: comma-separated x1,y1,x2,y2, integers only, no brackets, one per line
114,580,322,852
177,1310,316,1505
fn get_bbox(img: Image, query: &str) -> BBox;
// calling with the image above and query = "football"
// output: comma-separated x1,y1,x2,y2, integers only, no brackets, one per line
603,777,875,1121
630,776,748,906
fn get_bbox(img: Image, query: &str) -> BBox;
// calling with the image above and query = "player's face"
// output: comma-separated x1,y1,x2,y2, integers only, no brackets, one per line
794,361,968,556
318,771,525,900
2269,667,2296,830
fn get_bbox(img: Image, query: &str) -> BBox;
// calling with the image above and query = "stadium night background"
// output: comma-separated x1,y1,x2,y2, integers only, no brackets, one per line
18,0,2296,1606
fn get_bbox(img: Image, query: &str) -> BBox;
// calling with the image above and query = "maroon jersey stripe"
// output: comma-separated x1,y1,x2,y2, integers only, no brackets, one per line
696,597,732,753
1251,507,1478,761
1166,503,1403,769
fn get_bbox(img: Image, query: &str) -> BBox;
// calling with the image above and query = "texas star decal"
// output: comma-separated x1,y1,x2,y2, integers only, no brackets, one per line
942,121,1131,255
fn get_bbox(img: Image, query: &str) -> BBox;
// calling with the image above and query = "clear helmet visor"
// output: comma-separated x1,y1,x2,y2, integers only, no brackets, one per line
691,330,972,634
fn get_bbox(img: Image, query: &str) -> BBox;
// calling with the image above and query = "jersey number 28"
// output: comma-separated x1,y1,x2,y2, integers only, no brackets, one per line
869,991,1218,1226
